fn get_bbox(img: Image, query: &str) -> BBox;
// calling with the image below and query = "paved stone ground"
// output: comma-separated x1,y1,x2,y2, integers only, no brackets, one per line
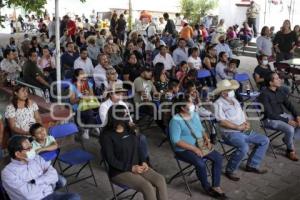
0,32,300,199
56,56,300,200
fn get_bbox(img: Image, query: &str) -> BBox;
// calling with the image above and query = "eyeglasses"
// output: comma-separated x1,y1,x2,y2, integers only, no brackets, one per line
22,146,32,151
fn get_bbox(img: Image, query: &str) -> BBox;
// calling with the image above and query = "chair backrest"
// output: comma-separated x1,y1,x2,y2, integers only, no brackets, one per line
49,123,79,139
234,73,250,82
273,62,290,72
289,67,300,75
198,69,211,79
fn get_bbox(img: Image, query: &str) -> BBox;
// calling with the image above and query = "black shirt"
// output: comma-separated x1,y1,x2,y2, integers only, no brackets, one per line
254,64,272,89
273,31,298,53
258,87,300,123
100,130,145,177
164,19,176,35
23,60,47,89
116,18,126,33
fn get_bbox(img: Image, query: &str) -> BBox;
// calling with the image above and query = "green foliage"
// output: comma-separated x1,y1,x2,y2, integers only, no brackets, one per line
180,0,218,24
6,0,47,15
0,0,86,27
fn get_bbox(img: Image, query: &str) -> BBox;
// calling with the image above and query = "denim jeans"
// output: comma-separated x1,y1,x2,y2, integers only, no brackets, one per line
176,150,223,190
263,113,300,150
42,192,80,200
222,131,269,173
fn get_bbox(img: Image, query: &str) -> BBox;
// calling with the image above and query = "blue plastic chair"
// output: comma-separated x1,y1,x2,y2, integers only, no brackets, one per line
197,69,211,79
39,149,60,163
60,79,72,90
234,73,251,82
49,123,97,190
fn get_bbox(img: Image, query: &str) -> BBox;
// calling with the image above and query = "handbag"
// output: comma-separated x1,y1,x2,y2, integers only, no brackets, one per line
180,115,214,156
78,96,100,111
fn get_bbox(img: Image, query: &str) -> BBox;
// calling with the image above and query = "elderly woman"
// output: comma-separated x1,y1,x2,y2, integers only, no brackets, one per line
5,85,42,136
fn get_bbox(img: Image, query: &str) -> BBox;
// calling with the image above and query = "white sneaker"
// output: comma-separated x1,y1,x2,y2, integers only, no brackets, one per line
93,128,101,136
82,129,90,140
198,107,212,117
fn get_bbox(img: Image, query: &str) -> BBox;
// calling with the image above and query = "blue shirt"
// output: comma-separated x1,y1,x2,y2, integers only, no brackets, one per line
169,112,204,152
215,43,233,59
172,47,189,66
61,52,79,69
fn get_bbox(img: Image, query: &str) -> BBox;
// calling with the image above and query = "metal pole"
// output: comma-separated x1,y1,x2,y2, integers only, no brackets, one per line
55,0,61,103
264,0,267,24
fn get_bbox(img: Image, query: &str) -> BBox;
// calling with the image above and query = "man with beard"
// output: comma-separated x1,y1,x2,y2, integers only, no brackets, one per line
74,47,94,76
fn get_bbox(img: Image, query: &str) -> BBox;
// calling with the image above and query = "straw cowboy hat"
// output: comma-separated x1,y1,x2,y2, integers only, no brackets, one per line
103,85,128,98
213,79,240,95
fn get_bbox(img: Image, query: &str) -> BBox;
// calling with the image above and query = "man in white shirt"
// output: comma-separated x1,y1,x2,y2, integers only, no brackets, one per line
74,47,94,76
93,53,112,89
213,80,269,182
153,45,176,75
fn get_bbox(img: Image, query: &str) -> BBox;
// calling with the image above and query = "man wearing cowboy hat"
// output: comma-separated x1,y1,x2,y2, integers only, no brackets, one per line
213,80,269,181
99,85,129,125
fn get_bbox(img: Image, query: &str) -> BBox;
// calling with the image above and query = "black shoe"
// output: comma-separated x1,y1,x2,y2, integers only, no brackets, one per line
245,166,268,174
225,172,240,181
205,188,228,199
205,188,220,198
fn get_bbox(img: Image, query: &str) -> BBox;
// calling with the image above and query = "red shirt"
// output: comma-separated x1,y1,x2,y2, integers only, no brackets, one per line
67,20,76,36
201,28,208,39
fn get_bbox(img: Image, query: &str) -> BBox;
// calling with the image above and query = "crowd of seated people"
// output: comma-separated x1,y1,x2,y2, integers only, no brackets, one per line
0,12,300,200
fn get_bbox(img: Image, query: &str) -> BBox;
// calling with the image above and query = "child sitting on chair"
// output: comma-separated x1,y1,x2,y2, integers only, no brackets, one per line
29,123,58,154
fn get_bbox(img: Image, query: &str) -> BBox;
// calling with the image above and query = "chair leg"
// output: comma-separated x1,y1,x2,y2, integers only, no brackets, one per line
168,164,193,184
109,183,120,200
158,137,168,147
88,162,98,187
264,131,278,159
268,140,278,159
130,192,138,200
57,160,69,192
219,141,230,161
75,163,89,178
175,159,192,197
